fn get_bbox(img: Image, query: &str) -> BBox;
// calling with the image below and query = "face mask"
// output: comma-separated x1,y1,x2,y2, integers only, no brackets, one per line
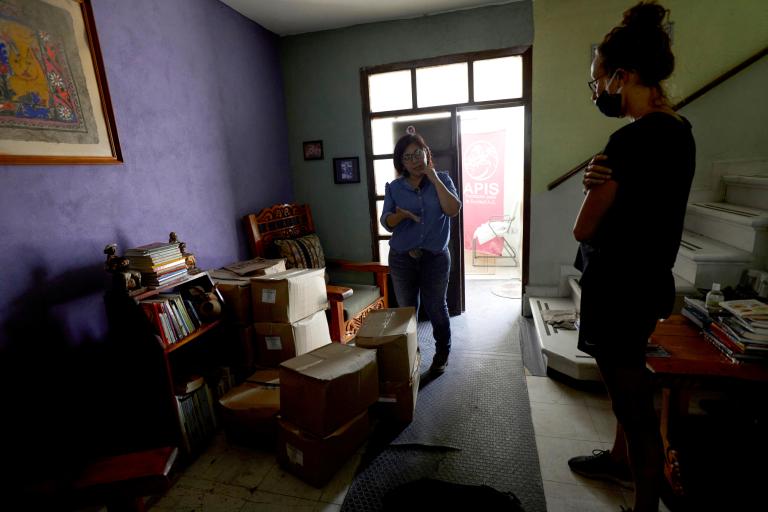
595,72,623,118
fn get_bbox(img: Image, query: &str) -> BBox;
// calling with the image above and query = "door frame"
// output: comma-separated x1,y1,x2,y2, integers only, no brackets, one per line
360,46,532,312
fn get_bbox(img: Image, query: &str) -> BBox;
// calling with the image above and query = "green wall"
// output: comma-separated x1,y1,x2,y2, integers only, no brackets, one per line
280,1,533,261
532,0,768,193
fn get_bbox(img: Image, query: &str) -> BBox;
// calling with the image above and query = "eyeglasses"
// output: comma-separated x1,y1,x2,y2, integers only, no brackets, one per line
402,149,425,163
587,75,604,93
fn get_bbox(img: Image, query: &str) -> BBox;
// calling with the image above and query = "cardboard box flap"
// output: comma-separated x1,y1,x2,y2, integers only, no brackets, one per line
209,270,252,282
244,369,280,386
356,308,417,345
278,410,368,441
219,369,280,411
280,343,376,381
223,257,286,276
252,268,324,282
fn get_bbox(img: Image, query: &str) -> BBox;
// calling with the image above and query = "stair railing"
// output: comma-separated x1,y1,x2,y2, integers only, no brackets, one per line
546,46,767,191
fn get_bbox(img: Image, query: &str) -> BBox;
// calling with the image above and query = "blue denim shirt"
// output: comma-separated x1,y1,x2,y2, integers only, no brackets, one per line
380,171,460,253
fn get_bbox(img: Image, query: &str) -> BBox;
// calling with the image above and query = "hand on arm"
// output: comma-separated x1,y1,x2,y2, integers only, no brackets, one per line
583,154,613,193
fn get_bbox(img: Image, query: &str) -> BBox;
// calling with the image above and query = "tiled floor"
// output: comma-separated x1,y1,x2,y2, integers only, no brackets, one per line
136,279,672,511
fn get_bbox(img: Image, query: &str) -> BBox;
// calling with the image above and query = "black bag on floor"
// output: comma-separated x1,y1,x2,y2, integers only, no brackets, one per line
382,478,525,511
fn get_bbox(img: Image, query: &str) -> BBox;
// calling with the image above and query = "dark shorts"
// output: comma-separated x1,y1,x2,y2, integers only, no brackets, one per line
577,271,673,366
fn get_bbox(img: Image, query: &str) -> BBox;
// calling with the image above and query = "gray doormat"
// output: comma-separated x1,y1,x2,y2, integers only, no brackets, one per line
341,320,546,512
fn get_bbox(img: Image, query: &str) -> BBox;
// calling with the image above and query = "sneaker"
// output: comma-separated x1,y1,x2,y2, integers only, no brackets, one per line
430,352,449,373
568,449,632,487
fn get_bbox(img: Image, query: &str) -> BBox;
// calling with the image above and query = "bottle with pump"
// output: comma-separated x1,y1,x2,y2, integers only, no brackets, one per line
705,283,724,313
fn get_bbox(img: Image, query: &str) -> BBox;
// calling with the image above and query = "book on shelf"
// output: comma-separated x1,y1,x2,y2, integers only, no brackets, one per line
140,294,203,346
175,376,218,454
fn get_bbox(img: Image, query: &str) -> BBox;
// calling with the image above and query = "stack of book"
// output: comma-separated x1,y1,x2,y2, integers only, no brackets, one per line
691,298,768,363
174,376,218,454
126,242,187,288
140,293,202,346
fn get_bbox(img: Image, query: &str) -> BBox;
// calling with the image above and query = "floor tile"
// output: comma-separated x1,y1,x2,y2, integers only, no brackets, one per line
543,480,628,512
587,405,618,443
535,435,619,490
526,375,594,406
530,401,603,441
314,503,342,512
239,490,317,511
257,465,324,501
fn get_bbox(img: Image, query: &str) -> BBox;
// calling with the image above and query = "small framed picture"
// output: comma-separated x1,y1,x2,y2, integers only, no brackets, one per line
303,140,324,160
333,157,360,184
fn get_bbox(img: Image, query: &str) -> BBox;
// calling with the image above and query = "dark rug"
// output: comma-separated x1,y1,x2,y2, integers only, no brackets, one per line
341,281,546,512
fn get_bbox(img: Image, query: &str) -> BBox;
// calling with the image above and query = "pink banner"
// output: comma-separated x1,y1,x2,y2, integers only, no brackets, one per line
461,130,506,254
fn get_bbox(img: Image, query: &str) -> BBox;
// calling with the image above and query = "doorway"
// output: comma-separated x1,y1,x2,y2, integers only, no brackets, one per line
361,47,531,313
459,106,524,300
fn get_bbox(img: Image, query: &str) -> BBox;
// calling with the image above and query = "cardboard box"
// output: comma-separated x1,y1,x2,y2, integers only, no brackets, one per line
218,369,280,447
235,324,256,369
218,257,287,277
251,268,327,324
277,410,369,487
214,278,253,324
377,350,421,423
355,308,418,383
280,343,378,437
254,310,332,367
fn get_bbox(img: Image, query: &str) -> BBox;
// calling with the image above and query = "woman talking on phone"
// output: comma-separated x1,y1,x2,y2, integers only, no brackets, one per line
569,2,695,511
380,131,461,374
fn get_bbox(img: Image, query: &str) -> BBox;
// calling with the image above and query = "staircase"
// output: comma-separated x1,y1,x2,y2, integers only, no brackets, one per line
529,170,768,381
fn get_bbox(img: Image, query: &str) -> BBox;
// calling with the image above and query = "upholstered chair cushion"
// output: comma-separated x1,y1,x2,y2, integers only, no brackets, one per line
274,233,326,270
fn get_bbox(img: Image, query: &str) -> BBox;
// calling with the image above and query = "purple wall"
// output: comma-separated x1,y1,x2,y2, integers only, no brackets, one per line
0,0,293,348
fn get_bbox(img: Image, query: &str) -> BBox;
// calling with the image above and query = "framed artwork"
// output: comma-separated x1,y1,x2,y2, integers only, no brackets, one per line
0,0,122,164
333,157,360,184
303,140,323,160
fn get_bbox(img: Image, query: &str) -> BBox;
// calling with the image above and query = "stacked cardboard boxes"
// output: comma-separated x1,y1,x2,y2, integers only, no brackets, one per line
277,343,379,486
210,258,286,370
356,308,421,423
250,268,331,366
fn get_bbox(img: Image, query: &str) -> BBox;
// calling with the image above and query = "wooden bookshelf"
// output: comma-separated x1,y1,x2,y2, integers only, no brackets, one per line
165,319,221,354
104,270,230,459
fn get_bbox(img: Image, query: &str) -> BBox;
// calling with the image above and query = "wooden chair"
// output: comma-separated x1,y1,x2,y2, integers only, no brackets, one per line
243,203,389,343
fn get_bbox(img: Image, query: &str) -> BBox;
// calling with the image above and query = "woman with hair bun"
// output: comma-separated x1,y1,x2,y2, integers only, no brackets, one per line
568,2,695,511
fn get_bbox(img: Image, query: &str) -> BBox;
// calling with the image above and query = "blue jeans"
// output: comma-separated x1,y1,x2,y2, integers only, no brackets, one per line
388,248,451,355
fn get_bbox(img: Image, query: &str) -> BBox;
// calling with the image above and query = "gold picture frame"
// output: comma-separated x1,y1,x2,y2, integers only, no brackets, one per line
0,0,122,164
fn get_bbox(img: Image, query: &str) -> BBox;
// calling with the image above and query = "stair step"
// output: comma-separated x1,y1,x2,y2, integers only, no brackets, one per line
674,231,752,288
528,296,600,382
723,175,768,211
685,202,768,254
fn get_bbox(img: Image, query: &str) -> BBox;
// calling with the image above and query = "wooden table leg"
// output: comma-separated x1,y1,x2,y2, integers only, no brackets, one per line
660,386,689,496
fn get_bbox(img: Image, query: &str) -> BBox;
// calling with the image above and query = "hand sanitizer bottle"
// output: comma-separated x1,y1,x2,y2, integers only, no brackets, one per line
705,283,724,313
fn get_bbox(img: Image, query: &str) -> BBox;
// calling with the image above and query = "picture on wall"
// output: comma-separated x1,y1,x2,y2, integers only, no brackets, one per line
0,0,122,164
333,157,360,184
303,140,323,160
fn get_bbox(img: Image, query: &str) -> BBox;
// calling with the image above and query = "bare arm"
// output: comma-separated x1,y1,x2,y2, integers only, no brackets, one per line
573,180,618,242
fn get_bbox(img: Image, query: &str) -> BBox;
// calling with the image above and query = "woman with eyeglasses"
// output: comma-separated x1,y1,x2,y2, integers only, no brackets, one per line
569,2,695,511
380,132,461,374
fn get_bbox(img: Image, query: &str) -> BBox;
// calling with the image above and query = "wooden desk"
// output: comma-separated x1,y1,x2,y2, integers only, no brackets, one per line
646,315,768,496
